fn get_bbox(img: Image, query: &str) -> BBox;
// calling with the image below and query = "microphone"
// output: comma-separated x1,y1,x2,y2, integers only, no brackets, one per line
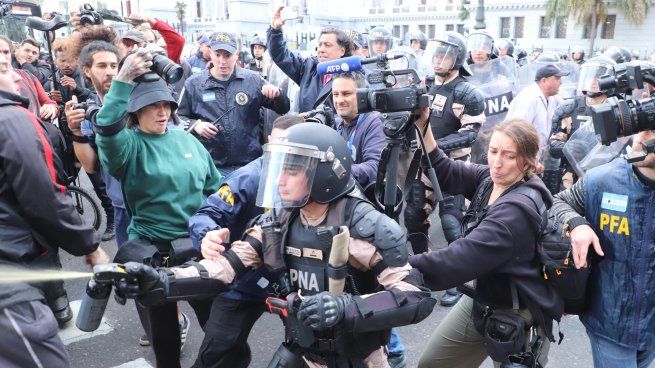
317,56,363,76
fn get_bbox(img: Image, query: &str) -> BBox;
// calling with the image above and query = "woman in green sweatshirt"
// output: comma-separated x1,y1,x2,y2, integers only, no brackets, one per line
93,49,222,368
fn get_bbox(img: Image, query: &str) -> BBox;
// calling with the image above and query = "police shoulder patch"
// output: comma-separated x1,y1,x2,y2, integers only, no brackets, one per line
217,184,235,206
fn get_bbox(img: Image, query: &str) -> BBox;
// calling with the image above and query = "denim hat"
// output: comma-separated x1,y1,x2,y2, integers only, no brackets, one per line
211,32,238,54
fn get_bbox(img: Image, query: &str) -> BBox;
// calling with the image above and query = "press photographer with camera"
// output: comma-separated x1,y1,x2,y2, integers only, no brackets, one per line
409,113,563,367
332,71,385,189
550,128,655,367
92,47,222,368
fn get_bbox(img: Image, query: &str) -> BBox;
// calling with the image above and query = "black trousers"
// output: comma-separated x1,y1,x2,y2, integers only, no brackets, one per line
138,298,212,368
192,294,266,368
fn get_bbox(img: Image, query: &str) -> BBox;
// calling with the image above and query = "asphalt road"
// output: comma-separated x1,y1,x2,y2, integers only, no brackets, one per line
58,174,597,368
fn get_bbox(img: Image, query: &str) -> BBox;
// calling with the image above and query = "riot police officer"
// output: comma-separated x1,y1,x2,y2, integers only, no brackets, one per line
546,55,616,193
115,123,436,367
497,39,514,58
572,46,585,65
466,30,497,65
405,30,427,58
604,46,632,64
367,26,393,57
404,32,485,307
247,35,268,76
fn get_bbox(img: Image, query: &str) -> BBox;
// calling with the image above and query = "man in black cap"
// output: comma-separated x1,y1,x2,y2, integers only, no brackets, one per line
507,63,567,156
117,30,147,57
178,31,290,177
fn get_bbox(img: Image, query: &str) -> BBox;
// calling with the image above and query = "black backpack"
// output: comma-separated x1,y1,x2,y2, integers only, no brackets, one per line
512,186,590,315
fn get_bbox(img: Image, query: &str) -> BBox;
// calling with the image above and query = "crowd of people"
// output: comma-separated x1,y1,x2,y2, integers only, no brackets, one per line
0,4,653,368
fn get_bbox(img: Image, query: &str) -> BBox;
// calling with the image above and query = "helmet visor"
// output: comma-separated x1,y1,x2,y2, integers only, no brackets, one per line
577,62,612,94
256,143,319,208
467,34,493,54
368,37,392,57
431,42,458,74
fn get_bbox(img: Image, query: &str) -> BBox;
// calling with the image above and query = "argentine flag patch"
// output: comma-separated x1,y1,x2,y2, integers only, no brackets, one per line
601,192,628,212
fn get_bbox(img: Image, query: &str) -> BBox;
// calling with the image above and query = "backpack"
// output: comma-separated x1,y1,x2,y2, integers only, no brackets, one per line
511,186,590,315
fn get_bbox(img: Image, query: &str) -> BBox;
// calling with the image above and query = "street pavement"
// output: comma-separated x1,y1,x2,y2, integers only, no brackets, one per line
59,175,596,368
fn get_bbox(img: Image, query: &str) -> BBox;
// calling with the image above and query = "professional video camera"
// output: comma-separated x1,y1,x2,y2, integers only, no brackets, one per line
317,53,441,217
119,44,184,84
592,61,655,146
0,0,15,18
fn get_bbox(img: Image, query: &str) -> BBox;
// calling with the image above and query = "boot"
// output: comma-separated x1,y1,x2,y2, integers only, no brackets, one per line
87,171,115,241
440,287,462,307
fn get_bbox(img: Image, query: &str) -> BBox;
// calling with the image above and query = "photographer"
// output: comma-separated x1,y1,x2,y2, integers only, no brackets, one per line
267,6,351,112
550,130,655,368
0,53,108,367
178,31,289,176
12,38,52,87
409,113,563,367
404,32,485,308
93,48,222,368
332,71,385,189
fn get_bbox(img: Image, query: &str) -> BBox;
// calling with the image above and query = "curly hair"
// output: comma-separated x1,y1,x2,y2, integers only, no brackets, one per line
71,26,118,59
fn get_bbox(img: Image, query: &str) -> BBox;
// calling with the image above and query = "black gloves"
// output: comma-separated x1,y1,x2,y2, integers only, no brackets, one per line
115,262,169,306
297,291,352,330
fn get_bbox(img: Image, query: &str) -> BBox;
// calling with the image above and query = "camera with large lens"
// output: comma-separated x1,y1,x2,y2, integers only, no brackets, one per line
78,4,103,25
598,61,655,95
304,104,335,128
73,99,100,122
120,44,184,84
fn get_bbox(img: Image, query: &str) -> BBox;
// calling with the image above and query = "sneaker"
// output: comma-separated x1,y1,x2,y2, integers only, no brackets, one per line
139,334,150,347
440,289,463,307
101,223,116,242
179,313,190,350
388,354,407,368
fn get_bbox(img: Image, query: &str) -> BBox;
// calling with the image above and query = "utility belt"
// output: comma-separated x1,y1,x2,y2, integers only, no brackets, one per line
461,284,544,367
113,236,200,267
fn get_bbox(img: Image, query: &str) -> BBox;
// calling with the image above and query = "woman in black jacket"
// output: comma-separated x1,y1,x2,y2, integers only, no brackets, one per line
410,113,563,367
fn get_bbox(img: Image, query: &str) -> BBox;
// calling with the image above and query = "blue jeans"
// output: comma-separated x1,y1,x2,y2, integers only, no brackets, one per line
387,328,405,357
588,329,655,368
114,206,130,247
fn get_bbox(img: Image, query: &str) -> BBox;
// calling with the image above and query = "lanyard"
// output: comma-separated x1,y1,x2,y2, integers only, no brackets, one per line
340,114,365,161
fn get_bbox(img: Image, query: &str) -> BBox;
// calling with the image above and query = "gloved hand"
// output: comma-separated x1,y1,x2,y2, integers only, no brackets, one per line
297,291,352,330
115,262,169,306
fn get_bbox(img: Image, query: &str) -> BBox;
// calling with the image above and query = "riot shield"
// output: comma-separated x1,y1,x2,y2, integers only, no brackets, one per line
562,119,630,177
466,57,519,163
516,60,580,98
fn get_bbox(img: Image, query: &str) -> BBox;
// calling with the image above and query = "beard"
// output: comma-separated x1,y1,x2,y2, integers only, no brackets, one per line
89,73,111,95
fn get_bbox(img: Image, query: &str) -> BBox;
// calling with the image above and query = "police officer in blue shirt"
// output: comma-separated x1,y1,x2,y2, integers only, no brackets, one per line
188,115,300,368
178,32,290,177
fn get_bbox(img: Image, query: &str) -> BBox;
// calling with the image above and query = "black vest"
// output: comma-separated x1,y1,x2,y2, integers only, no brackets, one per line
570,95,591,134
429,76,465,139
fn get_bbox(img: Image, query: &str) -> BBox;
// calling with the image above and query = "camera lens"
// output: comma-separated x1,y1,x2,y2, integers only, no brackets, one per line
151,54,183,84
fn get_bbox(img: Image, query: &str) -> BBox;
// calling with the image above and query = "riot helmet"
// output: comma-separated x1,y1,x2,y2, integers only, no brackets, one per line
515,48,528,63
405,30,427,51
497,39,514,57
367,26,393,57
535,51,560,64
256,123,355,208
250,35,267,60
577,55,616,97
427,31,471,77
572,46,585,63
467,30,495,64
604,46,632,64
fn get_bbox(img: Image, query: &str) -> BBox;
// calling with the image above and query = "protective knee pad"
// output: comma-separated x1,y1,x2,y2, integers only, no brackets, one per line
439,213,462,244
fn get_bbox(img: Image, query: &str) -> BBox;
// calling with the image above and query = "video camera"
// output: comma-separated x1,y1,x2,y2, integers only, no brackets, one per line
304,104,335,128
119,44,184,84
592,61,655,145
72,99,100,122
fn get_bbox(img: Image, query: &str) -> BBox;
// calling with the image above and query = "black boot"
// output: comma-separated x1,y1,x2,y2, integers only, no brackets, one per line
87,171,115,241
440,287,462,307
42,253,73,326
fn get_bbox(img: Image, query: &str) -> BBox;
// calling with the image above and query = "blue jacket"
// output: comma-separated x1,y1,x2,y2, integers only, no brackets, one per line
582,158,655,350
267,27,334,113
178,67,290,167
187,51,209,74
335,112,385,189
189,157,275,301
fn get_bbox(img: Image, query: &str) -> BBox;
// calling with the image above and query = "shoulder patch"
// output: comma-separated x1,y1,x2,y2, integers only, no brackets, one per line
217,184,235,206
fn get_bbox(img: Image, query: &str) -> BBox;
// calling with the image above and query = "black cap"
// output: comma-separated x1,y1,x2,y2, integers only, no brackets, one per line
535,64,570,81
127,79,178,113
211,32,238,54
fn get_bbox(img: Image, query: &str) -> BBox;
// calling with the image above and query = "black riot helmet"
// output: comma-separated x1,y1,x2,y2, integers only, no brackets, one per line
572,46,585,62
405,30,427,50
577,55,616,97
515,48,528,62
466,30,496,63
367,26,393,56
604,46,632,64
250,35,267,60
535,51,560,64
497,39,514,57
256,123,355,208
428,31,471,77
